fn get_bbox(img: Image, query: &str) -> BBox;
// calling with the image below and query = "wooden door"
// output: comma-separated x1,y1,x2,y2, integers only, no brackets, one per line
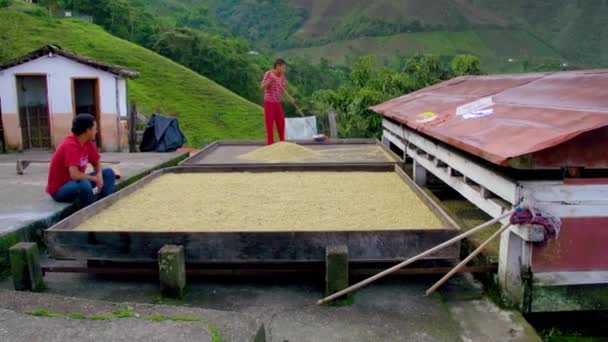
17,76,51,149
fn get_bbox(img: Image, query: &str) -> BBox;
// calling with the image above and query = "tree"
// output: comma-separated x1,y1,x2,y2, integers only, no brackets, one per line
451,55,482,76
39,0,61,15
313,55,478,139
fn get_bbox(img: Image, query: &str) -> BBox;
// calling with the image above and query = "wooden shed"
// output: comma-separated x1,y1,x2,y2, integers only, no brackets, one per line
373,70,608,312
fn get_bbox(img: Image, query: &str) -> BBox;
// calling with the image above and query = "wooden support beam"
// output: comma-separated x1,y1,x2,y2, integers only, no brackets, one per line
413,159,428,187
407,146,511,223
384,121,520,204
498,229,531,310
328,112,338,139
128,101,137,153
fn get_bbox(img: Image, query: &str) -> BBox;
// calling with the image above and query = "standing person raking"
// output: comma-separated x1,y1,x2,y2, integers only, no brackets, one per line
261,58,296,145
46,114,116,208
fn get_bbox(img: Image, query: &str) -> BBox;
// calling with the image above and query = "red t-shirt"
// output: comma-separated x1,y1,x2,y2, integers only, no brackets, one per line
262,70,286,103
46,135,100,195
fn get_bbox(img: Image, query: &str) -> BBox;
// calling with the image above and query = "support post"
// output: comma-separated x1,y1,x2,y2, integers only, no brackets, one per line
413,159,428,187
158,245,186,298
325,245,349,298
9,242,44,292
498,227,532,310
128,101,137,153
328,111,338,139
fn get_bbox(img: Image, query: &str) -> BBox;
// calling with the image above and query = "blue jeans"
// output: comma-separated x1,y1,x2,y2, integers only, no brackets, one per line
52,168,116,207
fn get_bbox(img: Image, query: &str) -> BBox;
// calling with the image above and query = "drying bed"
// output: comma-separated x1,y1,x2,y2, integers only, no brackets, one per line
46,165,461,263
179,139,402,167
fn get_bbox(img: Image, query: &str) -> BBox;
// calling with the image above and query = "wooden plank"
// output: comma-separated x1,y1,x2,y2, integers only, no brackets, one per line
181,139,398,167
384,121,520,204
128,101,137,153
408,147,511,223
534,271,608,287
382,118,404,137
382,130,406,151
178,141,220,165
46,229,460,263
520,182,608,202
42,265,498,276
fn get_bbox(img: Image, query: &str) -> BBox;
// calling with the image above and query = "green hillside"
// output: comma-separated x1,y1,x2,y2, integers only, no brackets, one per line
0,9,264,147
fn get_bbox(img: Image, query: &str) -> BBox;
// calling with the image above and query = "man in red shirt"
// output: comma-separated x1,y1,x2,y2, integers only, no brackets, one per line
261,58,296,145
46,114,115,207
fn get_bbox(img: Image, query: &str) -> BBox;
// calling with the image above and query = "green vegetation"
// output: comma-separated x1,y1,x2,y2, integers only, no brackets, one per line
312,54,479,138
30,309,64,318
214,0,307,49
29,307,204,323
112,307,136,319
0,9,264,147
28,307,222,340
209,322,223,342
0,233,18,280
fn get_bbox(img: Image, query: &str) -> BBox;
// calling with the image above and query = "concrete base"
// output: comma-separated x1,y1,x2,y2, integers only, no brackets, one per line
9,242,44,292
325,245,349,298
158,245,186,298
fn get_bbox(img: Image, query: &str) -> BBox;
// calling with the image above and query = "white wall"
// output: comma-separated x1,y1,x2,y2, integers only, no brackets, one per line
0,54,126,115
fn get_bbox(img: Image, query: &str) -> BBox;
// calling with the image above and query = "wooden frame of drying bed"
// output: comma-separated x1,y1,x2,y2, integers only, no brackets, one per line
179,139,403,168
45,165,461,263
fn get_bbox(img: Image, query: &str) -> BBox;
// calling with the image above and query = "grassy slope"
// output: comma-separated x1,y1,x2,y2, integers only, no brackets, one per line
0,9,264,147
281,30,562,72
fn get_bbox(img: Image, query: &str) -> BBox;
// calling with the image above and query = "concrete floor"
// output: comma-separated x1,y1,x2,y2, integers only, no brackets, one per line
0,150,542,341
0,151,185,236
0,271,541,342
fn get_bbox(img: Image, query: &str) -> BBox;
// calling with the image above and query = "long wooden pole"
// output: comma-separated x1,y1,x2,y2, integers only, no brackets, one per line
425,222,512,296
317,209,515,305
128,101,137,153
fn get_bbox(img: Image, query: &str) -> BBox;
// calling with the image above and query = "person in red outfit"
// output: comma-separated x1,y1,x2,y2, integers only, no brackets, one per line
260,58,296,145
46,114,115,207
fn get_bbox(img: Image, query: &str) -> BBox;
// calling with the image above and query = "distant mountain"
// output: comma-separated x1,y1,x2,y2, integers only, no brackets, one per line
144,0,608,71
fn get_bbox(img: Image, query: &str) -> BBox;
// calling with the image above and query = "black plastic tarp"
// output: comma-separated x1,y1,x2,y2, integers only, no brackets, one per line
139,114,186,152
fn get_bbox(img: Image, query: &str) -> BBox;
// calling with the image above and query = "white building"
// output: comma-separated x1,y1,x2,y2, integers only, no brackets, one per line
0,45,138,151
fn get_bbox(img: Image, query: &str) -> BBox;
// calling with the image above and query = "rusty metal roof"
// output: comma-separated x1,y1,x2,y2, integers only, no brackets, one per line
371,70,608,167
0,45,139,78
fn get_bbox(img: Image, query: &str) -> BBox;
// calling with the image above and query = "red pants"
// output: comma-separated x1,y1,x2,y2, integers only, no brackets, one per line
264,101,285,145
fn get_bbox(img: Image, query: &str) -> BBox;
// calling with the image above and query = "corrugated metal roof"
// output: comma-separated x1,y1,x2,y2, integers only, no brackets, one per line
0,45,139,78
371,70,608,166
